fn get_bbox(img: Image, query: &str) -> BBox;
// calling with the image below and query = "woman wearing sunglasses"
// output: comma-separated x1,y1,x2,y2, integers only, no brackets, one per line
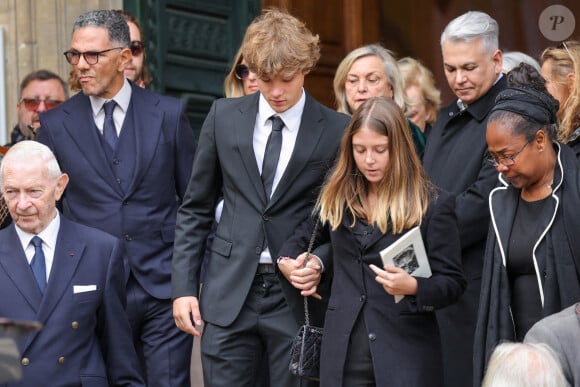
223,46,259,98
119,10,152,88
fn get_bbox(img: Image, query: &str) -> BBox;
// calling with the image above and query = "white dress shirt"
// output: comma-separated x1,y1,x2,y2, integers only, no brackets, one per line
254,90,306,263
89,78,132,137
254,90,306,198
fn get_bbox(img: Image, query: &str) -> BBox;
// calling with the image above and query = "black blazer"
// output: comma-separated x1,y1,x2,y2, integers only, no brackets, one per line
172,91,349,327
279,189,465,387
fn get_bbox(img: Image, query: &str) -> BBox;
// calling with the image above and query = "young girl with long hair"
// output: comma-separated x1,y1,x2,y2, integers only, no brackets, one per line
279,96,465,387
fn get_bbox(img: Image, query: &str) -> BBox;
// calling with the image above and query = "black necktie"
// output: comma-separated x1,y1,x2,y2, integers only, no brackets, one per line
30,236,46,294
103,100,118,149
262,116,284,199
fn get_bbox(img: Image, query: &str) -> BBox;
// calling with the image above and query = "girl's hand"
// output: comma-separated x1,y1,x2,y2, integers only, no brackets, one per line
278,254,322,299
369,264,418,296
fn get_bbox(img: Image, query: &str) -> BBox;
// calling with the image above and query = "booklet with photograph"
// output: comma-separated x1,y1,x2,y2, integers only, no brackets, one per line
379,226,431,303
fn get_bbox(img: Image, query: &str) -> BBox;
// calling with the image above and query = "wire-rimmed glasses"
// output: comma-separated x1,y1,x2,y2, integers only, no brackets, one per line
487,140,532,167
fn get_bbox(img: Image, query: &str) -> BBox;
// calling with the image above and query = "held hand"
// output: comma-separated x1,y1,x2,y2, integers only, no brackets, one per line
369,264,418,296
277,253,322,299
173,296,203,337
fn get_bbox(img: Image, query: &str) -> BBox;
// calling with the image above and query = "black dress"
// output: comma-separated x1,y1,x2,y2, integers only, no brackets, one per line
507,196,549,340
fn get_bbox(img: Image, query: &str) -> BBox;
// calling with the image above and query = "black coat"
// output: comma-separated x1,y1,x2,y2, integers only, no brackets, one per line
565,126,580,159
280,189,466,387
473,142,580,386
422,76,507,387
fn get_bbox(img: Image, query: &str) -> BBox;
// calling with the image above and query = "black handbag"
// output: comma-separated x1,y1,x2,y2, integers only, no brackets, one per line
289,220,323,381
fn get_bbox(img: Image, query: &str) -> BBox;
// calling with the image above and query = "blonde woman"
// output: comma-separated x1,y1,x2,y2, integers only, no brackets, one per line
333,44,426,155
223,45,259,98
398,57,441,137
279,97,465,387
540,40,580,157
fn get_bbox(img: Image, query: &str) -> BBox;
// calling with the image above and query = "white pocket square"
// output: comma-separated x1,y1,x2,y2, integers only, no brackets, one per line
73,285,97,294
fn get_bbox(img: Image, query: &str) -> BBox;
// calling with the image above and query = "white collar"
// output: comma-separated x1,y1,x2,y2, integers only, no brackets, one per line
89,78,132,115
257,89,306,132
15,211,61,251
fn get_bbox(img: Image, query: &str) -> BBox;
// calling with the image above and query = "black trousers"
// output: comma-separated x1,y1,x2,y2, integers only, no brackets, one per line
201,272,305,387
343,314,376,387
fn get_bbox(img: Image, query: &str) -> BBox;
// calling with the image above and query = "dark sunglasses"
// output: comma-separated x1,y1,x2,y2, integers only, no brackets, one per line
19,98,63,111
130,40,145,56
235,64,250,80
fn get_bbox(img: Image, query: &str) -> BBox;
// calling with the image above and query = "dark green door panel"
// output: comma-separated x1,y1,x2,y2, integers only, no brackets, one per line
124,0,260,139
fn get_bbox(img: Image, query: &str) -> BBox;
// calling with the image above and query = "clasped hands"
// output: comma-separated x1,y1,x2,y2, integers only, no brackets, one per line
277,252,322,299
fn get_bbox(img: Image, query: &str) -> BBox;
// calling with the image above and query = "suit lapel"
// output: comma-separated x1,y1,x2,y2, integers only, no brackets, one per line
490,187,518,258
62,94,123,196
23,218,83,353
235,93,268,203
269,93,325,206
0,226,42,312
17,219,83,354
124,84,163,196
366,226,395,253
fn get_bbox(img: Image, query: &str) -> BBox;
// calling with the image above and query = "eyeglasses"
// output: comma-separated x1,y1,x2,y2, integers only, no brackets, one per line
487,140,531,167
235,64,250,80
19,98,63,111
130,41,144,56
63,47,123,65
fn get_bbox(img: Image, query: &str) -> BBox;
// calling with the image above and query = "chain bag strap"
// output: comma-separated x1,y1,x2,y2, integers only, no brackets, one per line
289,219,323,381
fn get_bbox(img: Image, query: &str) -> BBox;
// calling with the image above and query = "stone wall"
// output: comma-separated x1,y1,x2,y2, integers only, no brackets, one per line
0,0,122,142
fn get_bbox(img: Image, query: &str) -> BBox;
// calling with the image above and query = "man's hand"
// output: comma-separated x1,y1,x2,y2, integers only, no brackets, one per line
173,296,203,336
369,264,418,296
277,252,322,299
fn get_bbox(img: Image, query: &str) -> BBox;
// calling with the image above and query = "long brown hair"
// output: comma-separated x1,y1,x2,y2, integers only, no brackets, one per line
316,97,434,234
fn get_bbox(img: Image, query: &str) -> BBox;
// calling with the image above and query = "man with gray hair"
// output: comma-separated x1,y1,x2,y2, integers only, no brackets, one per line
37,10,196,386
421,11,505,387
0,141,144,386
1,70,68,230
482,342,567,387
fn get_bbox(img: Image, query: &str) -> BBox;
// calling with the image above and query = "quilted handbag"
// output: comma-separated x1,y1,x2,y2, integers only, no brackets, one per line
289,319,323,380
289,220,323,381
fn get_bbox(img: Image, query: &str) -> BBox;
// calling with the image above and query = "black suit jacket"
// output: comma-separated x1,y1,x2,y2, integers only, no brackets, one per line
172,92,349,327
